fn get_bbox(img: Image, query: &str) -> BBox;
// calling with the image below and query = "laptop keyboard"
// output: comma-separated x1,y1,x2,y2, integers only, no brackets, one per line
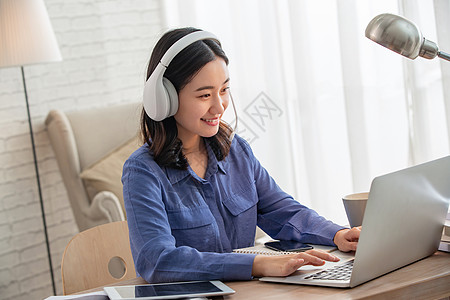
304,259,354,281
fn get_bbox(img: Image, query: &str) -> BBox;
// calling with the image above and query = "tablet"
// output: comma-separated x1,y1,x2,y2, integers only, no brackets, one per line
104,280,235,300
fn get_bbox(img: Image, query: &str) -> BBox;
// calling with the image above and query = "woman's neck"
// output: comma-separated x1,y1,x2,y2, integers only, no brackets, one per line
179,134,203,155
183,141,205,156
179,134,208,179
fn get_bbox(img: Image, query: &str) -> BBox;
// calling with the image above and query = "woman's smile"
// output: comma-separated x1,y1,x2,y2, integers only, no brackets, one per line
201,117,220,126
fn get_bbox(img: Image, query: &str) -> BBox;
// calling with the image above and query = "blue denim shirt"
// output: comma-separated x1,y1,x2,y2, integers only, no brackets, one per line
122,135,345,283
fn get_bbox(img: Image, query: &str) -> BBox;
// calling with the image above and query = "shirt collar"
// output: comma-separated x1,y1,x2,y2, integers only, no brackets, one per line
217,158,227,175
205,139,227,176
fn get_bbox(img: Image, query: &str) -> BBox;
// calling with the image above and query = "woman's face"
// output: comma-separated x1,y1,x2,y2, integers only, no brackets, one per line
174,57,230,142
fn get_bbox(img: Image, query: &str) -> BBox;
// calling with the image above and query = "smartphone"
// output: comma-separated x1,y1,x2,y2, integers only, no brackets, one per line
104,281,235,300
264,240,313,252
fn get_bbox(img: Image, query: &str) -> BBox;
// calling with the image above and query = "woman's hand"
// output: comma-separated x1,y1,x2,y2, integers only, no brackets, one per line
333,227,361,252
251,249,340,277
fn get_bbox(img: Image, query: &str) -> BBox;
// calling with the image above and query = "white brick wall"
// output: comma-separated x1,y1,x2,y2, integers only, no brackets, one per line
0,1,165,298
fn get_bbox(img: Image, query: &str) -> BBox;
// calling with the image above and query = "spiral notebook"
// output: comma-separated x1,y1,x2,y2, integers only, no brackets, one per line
232,243,337,255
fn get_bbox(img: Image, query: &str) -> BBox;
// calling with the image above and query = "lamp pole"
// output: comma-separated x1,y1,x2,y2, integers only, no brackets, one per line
21,66,56,295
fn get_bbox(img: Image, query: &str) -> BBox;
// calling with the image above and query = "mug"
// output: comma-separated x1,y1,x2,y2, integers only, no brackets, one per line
342,192,369,228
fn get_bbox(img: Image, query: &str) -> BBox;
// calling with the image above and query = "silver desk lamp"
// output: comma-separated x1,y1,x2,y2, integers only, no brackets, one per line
366,13,450,250
365,13,450,62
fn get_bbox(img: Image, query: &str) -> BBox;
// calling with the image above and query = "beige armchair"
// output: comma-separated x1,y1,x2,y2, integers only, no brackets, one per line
45,102,142,231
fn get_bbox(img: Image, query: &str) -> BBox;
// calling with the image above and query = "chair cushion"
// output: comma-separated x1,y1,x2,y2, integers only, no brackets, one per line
80,136,140,214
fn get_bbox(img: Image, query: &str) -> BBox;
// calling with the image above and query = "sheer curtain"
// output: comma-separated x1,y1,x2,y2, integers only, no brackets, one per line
160,0,449,224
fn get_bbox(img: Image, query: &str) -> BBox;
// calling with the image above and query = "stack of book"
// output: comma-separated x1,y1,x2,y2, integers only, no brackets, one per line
439,212,450,252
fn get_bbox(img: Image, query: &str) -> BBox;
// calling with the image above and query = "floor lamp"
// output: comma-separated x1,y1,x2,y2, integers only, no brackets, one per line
0,0,62,295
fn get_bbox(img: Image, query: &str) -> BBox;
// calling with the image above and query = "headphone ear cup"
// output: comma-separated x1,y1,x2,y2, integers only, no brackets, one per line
143,63,173,121
162,77,179,118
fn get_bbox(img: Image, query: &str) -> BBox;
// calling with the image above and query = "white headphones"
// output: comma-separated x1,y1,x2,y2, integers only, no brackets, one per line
143,31,220,121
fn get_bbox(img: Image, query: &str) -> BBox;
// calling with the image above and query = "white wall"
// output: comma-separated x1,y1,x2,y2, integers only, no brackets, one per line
0,1,165,298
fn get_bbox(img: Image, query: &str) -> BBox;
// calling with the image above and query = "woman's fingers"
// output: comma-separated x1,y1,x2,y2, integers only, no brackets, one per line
286,250,339,267
280,249,339,266
305,249,340,263
334,227,361,252
346,227,361,241
252,249,341,277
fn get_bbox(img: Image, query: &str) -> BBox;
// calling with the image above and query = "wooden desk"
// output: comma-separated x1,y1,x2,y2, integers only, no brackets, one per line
84,251,450,299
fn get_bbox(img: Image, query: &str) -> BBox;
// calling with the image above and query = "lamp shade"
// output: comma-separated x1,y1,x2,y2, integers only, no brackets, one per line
365,13,424,59
365,13,450,62
0,0,62,68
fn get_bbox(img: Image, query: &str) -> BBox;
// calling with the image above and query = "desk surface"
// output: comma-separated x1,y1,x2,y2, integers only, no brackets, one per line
85,251,450,300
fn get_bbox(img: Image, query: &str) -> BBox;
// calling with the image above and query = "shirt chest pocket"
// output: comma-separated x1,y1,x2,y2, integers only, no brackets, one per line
166,205,218,251
222,180,258,216
222,183,258,241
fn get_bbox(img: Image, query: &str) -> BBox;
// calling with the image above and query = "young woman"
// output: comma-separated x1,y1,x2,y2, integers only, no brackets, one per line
123,27,360,283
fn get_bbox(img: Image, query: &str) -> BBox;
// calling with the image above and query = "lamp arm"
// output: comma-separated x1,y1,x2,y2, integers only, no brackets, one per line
438,51,450,62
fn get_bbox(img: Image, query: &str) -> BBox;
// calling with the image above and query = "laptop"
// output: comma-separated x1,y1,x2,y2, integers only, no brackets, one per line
260,155,450,288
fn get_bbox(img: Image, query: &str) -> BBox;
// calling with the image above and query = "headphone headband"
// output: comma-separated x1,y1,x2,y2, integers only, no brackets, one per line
160,31,219,66
143,31,219,121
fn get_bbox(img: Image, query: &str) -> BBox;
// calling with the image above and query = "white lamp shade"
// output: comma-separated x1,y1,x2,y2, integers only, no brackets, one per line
0,0,62,68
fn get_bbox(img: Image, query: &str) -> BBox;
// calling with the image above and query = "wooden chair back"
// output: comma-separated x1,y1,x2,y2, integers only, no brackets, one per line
61,221,136,295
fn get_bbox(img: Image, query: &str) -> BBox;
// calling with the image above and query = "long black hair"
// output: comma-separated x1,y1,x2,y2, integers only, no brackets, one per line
141,27,233,169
